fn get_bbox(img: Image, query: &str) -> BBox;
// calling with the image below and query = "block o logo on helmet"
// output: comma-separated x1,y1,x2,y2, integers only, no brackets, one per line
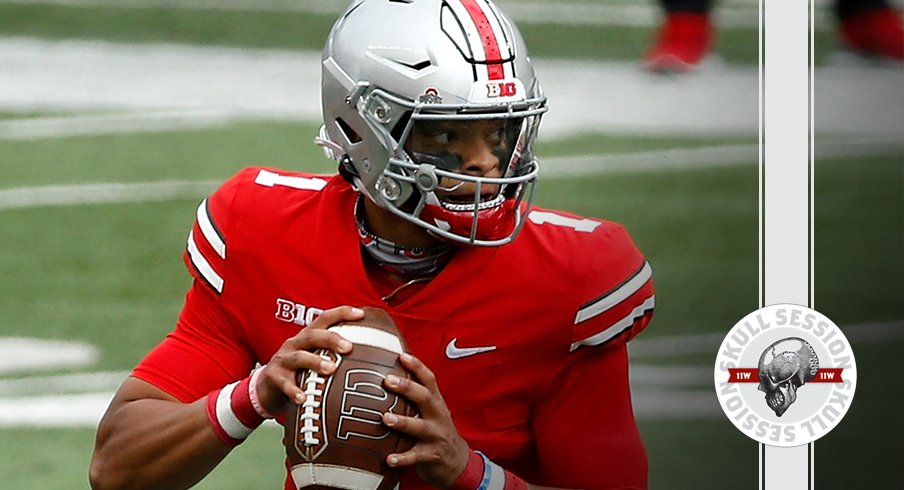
713,304,857,447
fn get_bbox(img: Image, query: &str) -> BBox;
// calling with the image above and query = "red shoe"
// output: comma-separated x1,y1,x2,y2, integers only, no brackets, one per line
645,12,713,73
839,8,904,61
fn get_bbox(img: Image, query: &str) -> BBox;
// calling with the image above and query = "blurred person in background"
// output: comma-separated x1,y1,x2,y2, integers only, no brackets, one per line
646,0,904,72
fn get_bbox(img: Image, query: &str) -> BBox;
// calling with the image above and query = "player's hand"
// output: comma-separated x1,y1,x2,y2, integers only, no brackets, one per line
255,305,363,415
381,353,471,488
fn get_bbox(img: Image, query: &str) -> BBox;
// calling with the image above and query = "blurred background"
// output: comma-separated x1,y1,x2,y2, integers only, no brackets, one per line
0,0,900,488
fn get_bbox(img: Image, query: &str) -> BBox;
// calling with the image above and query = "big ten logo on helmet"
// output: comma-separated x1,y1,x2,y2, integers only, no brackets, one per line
336,368,400,441
275,298,324,327
486,81,517,98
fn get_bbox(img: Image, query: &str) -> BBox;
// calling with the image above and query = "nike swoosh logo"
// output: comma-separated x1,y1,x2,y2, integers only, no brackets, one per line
445,338,497,359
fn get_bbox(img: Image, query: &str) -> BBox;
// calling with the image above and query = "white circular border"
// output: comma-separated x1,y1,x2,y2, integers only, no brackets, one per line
713,304,857,447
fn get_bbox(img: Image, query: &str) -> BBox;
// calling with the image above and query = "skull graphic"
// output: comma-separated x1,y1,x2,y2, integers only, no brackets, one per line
757,337,819,417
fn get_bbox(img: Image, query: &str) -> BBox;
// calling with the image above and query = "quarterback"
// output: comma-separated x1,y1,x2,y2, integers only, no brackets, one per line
89,0,655,489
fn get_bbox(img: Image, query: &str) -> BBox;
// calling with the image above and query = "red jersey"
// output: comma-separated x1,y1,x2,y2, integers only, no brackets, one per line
133,167,655,489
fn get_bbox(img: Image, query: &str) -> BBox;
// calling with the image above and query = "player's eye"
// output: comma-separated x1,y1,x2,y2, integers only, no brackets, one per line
432,131,454,145
488,126,506,146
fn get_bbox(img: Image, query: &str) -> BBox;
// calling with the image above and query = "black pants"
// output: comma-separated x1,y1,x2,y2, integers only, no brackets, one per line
659,0,891,20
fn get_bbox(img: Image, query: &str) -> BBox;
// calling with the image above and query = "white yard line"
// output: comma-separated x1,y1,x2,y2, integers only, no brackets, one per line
0,38,322,123
0,392,114,427
0,180,221,210
0,338,98,375
0,110,247,140
0,371,126,396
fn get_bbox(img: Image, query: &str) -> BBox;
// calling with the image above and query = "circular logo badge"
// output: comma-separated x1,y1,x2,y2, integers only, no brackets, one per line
713,304,857,447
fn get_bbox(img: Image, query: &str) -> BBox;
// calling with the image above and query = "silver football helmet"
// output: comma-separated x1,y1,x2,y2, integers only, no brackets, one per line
318,0,547,246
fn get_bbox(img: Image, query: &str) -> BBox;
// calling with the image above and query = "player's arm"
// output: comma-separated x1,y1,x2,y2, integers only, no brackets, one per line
532,339,651,490
89,376,229,490
380,354,573,490
89,305,362,490
524,221,654,489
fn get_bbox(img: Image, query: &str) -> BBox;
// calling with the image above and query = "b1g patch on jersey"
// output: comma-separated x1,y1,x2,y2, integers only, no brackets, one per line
275,298,325,327
714,304,857,447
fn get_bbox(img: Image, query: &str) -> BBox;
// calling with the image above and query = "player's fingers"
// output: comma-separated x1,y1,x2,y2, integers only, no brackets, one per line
288,326,353,354
307,305,365,331
271,349,338,375
385,444,438,469
277,370,307,405
382,411,430,439
256,363,306,410
383,373,435,410
260,347,341,409
398,352,439,392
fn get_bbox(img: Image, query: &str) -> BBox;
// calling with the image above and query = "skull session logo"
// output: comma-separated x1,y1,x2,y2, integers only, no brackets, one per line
714,304,857,447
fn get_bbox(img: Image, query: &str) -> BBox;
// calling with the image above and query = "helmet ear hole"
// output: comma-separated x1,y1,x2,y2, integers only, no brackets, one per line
336,118,362,143
390,111,412,141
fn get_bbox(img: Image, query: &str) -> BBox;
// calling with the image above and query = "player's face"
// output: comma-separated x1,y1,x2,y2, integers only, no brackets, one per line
406,118,519,205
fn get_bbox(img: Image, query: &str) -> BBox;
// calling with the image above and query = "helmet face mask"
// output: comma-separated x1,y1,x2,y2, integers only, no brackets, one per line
319,0,547,246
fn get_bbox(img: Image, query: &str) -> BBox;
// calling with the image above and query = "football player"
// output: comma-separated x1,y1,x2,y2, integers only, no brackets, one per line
89,0,655,489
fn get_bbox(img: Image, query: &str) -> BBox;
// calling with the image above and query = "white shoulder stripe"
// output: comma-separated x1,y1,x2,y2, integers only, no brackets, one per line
187,230,224,293
571,295,655,351
574,261,653,324
254,169,327,191
196,198,225,259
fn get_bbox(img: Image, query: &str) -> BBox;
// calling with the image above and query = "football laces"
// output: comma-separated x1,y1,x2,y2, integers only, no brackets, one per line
299,353,332,446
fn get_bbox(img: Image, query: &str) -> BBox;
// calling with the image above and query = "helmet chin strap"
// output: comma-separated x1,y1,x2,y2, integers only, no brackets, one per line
354,196,454,276
314,125,345,161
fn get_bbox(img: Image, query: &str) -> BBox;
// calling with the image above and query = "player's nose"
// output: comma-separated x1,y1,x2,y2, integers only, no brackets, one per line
458,136,500,177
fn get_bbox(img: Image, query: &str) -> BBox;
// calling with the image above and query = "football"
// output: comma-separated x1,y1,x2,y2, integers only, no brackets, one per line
284,307,417,490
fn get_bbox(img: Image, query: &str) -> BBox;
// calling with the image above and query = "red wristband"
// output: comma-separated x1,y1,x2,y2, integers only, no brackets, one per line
205,375,266,447
448,450,528,490
449,450,485,490
248,367,275,419
504,470,529,490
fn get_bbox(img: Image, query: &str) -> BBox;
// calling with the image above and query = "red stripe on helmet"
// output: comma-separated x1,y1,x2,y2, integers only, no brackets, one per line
459,0,505,80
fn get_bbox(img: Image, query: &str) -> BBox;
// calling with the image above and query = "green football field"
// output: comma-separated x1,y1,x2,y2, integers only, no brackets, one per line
0,0,901,488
